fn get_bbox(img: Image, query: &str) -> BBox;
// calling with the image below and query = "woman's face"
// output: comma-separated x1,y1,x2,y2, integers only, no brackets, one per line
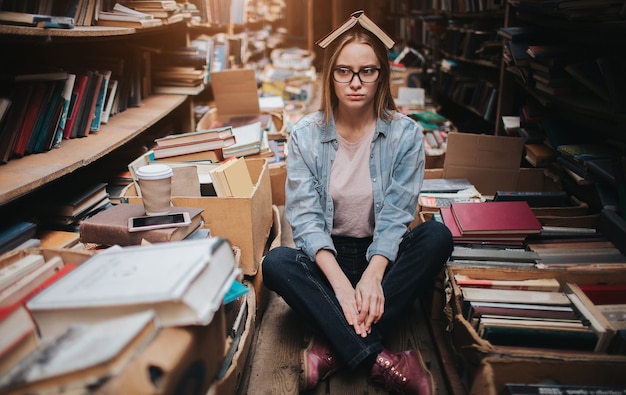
332,42,380,111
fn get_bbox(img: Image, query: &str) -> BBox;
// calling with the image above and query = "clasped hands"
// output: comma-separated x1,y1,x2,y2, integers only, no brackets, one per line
335,255,388,338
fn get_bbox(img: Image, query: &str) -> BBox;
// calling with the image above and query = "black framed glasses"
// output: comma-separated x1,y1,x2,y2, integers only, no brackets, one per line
332,67,381,83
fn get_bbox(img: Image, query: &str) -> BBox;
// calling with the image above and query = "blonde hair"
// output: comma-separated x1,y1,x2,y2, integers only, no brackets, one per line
318,26,396,125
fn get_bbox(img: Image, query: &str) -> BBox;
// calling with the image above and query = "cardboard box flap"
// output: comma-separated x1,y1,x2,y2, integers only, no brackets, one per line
444,132,524,170
443,132,525,195
210,69,260,122
443,165,519,196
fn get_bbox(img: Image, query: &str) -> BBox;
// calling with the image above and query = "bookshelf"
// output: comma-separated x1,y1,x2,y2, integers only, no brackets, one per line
492,1,626,237
494,1,626,143
0,22,193,209
434,9,504,134
0,94,188,206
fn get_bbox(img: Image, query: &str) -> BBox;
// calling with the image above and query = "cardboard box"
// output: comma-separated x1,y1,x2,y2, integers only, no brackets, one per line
470,356,626,395
98,305,227,395
209,69,260,124
441,266,626,390
249,204,282,318
269,162,286,206
123,158,273,275
443,132,524,195
390,67,422,98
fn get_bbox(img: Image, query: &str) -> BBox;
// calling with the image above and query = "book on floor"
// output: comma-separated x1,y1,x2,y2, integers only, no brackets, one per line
461,287,571,306
0,310,158,394
0,256,67,308
26,237,238,338
0,304,38,377
454,274,559,291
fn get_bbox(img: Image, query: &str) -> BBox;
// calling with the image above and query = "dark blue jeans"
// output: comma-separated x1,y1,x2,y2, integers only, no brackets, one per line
262,220,453,370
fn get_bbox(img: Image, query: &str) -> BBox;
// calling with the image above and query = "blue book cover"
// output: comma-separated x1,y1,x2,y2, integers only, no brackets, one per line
90,70,111,132
53,73,76,147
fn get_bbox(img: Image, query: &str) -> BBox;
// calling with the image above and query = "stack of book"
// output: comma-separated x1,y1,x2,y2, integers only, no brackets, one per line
448,246,540,268
0,254,76,378
79,203,205,247
0,222,38,256
96,3,163,28
208,157,255,198
38,182,112,232
118,0,183,24
127,150,222,196
456,274,615,353
151,46,209,95
0,11,74,28
417,178,483,222
440,201,543,245
0,238,237,394
556,143,614,182
151,126,236,160
222,121,266,159
527,239,626,269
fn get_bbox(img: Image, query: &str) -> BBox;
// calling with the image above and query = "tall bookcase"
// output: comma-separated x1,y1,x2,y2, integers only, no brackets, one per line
0,23,194,221
494,1,626,225
495,1,626,144
383,1,505,133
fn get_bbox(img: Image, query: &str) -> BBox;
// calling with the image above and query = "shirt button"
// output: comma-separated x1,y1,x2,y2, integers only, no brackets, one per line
372,178,376,182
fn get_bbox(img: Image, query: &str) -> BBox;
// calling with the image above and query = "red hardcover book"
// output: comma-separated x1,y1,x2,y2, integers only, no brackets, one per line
12,81,48,157
577,283,626,305
0,83,35,163
450,201,542,235
440,207,528,242
440,207,462,238
62,73,88,139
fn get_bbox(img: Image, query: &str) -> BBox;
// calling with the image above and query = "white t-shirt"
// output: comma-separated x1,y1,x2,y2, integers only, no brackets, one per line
330,128,375,238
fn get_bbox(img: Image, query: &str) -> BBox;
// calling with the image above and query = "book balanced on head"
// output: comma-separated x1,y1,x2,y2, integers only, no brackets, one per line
315,10,395,50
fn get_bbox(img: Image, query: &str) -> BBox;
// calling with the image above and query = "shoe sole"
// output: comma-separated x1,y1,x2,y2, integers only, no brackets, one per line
415,350,436,395
299,339,315,391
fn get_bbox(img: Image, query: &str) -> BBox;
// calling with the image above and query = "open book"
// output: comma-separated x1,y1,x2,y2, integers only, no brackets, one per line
315,10,395,49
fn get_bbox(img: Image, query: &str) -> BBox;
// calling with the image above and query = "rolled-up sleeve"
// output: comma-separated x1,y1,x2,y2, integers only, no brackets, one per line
285,116,336,262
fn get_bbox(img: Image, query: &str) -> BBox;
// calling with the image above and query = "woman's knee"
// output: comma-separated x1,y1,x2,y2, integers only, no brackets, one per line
417,220,453,249
262,246,296,284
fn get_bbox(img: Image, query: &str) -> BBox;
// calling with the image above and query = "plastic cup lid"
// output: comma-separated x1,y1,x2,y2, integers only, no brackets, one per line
136,164,173,180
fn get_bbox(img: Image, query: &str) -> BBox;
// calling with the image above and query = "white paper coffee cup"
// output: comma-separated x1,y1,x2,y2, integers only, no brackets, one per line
136,164,173,216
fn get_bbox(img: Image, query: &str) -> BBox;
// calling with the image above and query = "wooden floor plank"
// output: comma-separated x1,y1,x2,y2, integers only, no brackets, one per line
242,293,302,395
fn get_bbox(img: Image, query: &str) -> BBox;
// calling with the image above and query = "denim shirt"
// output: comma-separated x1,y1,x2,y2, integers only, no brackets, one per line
285,110,425,264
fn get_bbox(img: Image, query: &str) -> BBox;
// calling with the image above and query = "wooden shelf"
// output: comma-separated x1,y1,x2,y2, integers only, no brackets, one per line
441,52,500,70
0,22,188,41
0,94,188,206
0,24,135,37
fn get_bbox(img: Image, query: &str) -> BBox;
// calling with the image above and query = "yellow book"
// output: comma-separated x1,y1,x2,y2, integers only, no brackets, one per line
221,157,254,198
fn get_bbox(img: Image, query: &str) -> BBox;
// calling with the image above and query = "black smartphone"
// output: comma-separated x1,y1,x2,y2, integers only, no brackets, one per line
128,212,191,232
